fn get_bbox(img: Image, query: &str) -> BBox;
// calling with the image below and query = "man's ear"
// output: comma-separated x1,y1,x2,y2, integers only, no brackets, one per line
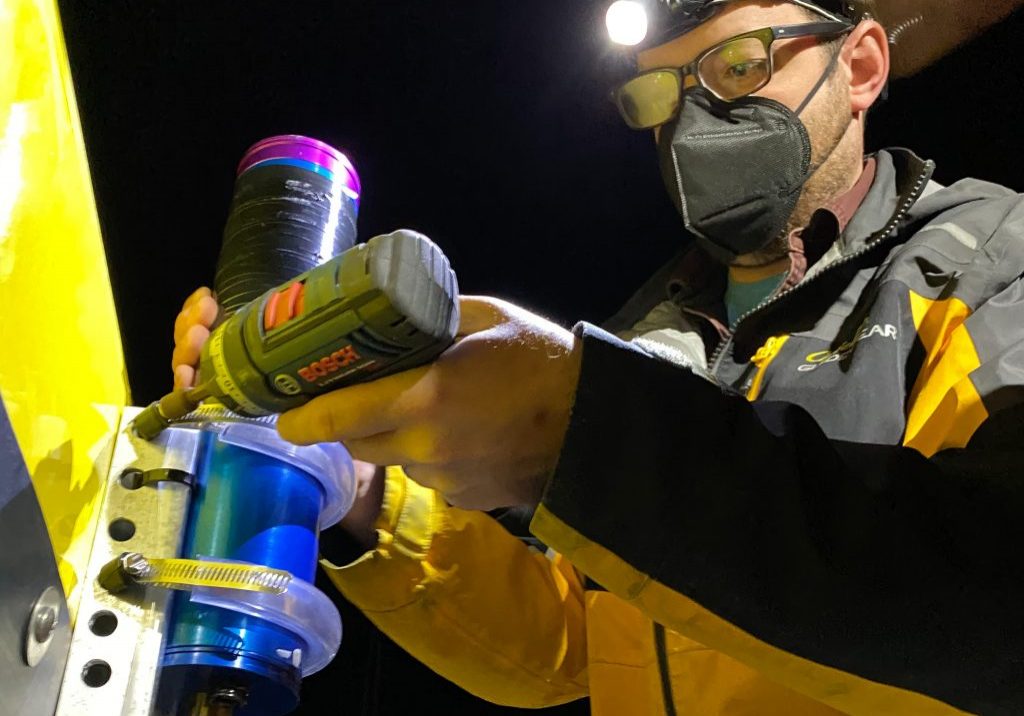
842,20,890,114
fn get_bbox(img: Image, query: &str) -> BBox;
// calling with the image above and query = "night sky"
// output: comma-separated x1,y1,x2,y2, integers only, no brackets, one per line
56,2,1024,714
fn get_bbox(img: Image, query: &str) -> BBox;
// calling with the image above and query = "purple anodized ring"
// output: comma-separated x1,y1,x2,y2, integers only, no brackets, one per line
237,134,361,202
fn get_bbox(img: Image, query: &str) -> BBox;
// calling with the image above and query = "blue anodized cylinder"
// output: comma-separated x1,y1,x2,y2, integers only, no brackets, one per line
160,428,324,715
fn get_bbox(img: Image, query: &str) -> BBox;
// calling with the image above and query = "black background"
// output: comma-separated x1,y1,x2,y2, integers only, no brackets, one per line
56,2,1024,714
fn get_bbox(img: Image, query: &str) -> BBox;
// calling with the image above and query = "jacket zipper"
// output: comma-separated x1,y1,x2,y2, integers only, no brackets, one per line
647,160,931,714
654,623,679,716
708,163,933,378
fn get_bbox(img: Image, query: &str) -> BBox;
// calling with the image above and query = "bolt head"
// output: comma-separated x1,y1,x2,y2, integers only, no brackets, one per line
32,607,57,643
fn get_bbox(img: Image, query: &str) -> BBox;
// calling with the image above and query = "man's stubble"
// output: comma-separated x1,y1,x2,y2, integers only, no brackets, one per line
732,69,861,267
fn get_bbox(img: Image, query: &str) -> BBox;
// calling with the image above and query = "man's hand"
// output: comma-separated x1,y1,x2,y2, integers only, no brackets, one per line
277,296,582,511
171,287,384,546
172,287,219,389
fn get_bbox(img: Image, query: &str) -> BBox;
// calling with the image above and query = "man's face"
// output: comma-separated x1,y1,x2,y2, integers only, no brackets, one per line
637,1,843,121
638,1,859,262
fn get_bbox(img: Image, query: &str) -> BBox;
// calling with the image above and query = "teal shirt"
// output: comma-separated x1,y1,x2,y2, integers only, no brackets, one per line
724,271,787,327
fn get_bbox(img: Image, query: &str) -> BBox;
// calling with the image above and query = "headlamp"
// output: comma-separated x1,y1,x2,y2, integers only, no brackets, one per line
606,1,649,47
605,0,860,49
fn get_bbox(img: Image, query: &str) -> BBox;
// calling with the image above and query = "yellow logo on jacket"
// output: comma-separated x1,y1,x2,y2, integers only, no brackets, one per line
798,323,898,372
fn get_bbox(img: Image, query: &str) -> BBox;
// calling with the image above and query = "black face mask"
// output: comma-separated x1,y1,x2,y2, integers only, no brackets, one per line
658,53,842,263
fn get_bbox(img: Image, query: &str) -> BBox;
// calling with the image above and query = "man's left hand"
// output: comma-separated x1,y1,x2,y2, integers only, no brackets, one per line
277,296,581,511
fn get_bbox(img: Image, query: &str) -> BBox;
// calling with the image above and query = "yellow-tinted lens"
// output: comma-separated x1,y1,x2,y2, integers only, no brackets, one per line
698,36,770,100
615,70,681,129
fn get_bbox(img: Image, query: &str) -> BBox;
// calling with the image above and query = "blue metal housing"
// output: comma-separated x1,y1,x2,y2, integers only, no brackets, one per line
158,428,325,715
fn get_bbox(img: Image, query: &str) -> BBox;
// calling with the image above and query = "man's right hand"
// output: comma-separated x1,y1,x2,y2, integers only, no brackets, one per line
171,287,384,550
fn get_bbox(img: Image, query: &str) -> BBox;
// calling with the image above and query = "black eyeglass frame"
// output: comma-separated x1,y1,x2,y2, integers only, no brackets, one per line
613,21,853,129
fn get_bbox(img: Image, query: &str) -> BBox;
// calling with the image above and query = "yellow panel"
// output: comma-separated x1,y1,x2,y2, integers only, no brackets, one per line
903,292,988,458
0,0,128,621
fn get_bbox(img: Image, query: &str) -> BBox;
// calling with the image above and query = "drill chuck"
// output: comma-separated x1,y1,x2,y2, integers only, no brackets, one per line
132,387,210,440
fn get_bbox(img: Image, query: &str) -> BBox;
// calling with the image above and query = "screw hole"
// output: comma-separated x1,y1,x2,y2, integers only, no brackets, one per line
119,468,144,490
108,518,136,542
88,611,118,637
82,660,111,687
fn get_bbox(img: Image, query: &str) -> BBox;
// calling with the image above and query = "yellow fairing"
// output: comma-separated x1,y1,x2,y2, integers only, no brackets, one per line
0,0,128,620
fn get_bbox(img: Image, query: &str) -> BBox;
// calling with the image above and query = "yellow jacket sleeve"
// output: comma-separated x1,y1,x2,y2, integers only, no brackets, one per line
321,467,589,709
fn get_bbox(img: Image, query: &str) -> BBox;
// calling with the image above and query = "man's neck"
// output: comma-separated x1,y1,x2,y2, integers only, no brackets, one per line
730,156,871,269
727,257,791,281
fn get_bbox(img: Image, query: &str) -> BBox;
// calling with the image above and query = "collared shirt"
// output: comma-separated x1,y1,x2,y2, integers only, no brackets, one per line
669,157,879,338
722,158,880,328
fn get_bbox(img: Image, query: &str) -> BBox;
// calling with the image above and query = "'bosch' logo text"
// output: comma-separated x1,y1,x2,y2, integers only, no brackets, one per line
298,345,362,382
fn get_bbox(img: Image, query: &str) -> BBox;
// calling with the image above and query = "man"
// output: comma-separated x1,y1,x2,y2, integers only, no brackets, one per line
173,1,1024,713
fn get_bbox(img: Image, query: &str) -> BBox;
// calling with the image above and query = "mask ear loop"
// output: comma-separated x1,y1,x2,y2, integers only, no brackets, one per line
794,37,847,116
796,35,856,186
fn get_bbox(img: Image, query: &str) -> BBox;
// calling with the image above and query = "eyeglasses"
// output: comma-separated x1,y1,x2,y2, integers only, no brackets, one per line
612,21,852,130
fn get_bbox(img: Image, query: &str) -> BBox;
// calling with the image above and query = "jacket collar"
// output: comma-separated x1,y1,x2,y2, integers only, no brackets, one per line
602,148,934,337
